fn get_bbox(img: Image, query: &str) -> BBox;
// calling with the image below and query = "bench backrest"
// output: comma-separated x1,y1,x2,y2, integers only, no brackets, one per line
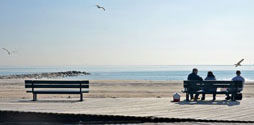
183,80,243,90
25,80,89,89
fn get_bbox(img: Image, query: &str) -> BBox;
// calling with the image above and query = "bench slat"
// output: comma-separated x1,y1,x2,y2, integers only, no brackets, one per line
184,80,242,84
25,83,89,85
27,90,89,94
184,85,236,88
188,91,235,94
25,85,89,88
25,80,89,84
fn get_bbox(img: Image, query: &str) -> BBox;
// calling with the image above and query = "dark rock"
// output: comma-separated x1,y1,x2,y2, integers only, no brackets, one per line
0,71,91,79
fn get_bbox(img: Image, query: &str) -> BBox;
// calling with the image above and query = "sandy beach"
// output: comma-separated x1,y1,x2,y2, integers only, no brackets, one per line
1,79,254,99
1,79,254,124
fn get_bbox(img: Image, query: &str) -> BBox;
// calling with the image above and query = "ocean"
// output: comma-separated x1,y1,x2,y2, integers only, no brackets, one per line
0,65,254,81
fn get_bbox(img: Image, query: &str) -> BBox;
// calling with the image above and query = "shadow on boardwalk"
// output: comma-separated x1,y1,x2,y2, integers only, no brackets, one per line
176,100,240,106
17,99,82,103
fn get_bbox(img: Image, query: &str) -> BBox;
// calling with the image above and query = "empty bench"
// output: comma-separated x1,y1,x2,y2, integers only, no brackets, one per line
25,80,89,101
183,80,243,101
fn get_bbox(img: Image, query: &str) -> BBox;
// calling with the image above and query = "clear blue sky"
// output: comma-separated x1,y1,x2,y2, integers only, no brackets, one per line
0,0,254,66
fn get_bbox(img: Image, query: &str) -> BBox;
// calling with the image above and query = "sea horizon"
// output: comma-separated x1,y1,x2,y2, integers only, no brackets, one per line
0,65,254,81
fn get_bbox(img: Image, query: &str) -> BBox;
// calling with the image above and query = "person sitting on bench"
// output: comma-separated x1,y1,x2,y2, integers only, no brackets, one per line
204,71,216,101
187,68,203,101
225,70,245,100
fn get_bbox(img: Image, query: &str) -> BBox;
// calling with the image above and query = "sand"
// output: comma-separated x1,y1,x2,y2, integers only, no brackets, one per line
1,79,254,99
1,79,254,123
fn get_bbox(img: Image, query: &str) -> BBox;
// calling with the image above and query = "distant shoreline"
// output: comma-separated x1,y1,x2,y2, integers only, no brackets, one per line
0,65,254,81
0,71,90,79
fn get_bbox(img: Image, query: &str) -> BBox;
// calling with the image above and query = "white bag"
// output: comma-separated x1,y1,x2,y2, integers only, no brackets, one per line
220,88,227,91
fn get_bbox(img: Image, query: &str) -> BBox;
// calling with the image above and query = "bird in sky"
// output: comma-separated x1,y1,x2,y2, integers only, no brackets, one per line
2,48,11,55
1,48,17,55
96,4,106,11
235,59,244,67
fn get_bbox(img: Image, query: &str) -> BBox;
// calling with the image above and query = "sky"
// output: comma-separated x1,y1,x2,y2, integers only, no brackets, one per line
0,0,254,66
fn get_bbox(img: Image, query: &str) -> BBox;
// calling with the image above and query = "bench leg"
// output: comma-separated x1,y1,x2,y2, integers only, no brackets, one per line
80,93,83,101
33,93,37,101
186,93,189,101
231,94,236,101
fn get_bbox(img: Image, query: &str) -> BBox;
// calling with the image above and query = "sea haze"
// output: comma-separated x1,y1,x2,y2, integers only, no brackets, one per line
0,65,254,81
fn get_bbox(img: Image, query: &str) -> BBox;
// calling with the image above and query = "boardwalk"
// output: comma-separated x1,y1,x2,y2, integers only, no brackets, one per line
0,97,254,122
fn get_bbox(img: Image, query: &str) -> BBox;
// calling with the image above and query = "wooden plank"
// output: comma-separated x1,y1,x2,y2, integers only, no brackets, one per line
188,91,236,94
184,81,243,86
25,85,89,88
184,80,242,84
25,83,89,85
184,84,235,88
26,90,89,94
25,80,89,84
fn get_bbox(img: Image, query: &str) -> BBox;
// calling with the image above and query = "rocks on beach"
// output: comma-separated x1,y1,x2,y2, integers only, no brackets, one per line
0,71,91,79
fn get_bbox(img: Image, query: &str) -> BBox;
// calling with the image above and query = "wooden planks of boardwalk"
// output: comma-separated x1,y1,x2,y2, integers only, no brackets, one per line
0,97,254,122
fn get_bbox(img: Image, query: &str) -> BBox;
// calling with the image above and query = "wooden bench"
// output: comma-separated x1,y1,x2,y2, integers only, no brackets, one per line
25,80,89,101
183,81,243,101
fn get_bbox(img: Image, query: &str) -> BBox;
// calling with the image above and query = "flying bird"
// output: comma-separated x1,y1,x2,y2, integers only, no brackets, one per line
96,4,106,11
235,59,244,67
2,48,11,55
1,48,17,55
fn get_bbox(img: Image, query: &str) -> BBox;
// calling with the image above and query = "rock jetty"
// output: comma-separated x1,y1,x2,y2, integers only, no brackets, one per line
0,71,91,79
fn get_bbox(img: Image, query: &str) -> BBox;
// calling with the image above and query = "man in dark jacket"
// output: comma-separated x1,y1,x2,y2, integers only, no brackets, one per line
187,68,203,101
188,68,203,81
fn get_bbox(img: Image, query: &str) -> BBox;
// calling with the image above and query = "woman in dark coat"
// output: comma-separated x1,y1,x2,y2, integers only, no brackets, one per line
204,71,216,101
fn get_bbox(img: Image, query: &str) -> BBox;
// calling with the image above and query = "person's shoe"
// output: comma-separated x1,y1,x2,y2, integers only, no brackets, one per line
212,98,216,101
225,96,230,100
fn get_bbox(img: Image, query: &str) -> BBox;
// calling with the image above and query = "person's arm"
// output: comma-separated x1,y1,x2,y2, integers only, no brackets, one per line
200,77,203,81
232,77,236,81
242,77,245,83
187,74,191,80
198,75,203,81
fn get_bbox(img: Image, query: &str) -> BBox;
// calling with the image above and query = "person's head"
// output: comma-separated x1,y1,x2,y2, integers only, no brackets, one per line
207,71,215,78
236,70,241,76
192,68,198,74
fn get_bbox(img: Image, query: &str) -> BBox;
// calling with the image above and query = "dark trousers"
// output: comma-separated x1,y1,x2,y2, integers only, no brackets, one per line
202,94,216,100
226,88,242,99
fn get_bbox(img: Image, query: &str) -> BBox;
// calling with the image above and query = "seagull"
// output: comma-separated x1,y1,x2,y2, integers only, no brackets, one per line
2,48,11,55
1,48,17,55
235,59,244,67
96,4,106,11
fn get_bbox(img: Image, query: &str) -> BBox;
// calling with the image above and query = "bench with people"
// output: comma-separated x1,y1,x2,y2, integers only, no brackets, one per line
183,68,244,101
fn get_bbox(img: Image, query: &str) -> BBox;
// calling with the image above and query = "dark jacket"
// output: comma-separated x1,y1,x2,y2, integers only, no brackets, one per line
187,73,203,81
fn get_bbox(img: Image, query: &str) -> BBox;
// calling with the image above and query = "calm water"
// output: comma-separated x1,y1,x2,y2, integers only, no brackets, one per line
0,65,254,81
